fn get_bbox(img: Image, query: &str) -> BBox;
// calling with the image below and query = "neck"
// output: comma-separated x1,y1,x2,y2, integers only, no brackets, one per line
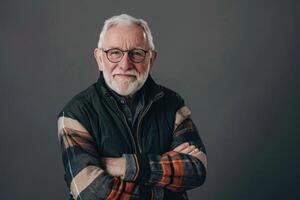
124,93,135,105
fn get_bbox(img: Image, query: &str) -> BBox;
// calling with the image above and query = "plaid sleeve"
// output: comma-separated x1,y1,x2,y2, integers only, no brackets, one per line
123,106,207,192
58,114,140,200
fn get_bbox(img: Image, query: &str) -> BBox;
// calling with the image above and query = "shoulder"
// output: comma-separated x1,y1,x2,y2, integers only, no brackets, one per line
158,84,185,107
57,83,98,119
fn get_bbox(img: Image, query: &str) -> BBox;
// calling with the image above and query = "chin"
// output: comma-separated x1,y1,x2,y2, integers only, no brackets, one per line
103,71,149,96
113,82,141,96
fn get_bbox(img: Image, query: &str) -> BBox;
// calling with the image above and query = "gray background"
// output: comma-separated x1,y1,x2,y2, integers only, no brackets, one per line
1,0,299,199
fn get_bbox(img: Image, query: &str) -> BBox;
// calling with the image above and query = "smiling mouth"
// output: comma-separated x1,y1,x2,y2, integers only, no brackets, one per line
114,74,136,78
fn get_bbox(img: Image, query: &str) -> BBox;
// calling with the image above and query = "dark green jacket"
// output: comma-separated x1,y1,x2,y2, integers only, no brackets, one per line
58,72,207,200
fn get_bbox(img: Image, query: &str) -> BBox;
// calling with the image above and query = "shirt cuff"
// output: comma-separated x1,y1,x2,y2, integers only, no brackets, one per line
122,154,150,183
122,154,139,181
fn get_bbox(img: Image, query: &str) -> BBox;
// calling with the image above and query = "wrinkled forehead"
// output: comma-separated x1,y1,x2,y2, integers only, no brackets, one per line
102,24,149,49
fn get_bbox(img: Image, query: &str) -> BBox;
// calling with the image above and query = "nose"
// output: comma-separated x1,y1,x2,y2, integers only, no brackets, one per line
118,52,133,71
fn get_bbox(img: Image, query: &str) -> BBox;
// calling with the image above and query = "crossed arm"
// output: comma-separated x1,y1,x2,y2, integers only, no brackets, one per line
102,142,206,178
58,106,207,199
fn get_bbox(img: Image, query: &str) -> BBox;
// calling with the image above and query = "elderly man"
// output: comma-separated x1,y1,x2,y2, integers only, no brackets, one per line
57,14,207,200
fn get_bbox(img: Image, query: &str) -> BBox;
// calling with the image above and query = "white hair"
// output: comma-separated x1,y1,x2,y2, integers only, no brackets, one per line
97,14,155,50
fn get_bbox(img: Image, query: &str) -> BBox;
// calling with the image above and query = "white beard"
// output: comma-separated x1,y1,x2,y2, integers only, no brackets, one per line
102,67,150,97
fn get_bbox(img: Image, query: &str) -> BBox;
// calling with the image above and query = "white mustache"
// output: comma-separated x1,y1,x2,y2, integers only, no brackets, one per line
112,69,138,76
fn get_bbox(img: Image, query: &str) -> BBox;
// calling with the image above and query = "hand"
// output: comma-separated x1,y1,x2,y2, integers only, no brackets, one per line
173,142,202,159
101,157,126,178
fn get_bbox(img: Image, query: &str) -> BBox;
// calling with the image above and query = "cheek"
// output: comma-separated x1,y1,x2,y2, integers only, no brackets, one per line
103,62,117,74
136,64,150,74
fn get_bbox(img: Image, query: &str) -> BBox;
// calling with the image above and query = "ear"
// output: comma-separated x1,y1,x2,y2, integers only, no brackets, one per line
94,48,103,71
149,50,157,69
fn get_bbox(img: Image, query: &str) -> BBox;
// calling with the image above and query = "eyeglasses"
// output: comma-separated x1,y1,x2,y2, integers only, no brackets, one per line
102,48,149,63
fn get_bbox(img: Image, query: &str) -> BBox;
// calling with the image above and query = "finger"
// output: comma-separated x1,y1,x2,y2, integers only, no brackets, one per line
180,145,196,154
189,151,202,161
189,148,199,155
173,142,189,152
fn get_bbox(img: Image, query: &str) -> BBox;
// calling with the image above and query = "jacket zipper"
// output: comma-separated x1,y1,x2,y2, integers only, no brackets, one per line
136,92,163,200
108,91,163,200
136,92,164,153
109,96,138,153
109,91,164,154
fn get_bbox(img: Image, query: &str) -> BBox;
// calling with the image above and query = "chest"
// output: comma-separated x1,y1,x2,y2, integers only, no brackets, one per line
94,103,174,157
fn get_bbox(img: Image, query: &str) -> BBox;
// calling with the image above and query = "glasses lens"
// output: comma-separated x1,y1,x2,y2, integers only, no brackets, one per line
129,49,146,62
106,49,147,63
107,49,123,62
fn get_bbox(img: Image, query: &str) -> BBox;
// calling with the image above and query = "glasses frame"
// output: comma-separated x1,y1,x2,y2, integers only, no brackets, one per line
101,48,150,63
